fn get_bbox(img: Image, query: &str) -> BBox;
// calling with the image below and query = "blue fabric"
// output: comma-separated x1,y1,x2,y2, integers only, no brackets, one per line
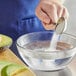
0,0,54,41
0,0,54,60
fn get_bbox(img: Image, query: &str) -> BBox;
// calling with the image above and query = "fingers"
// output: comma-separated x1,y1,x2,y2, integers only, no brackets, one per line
62,7,69,20
41,6,69,30
35,0,69,30
35,7,50,24
35,3,58,24
54,2,63,18
53,1,69,20
41,3,58,23
42,22,56,30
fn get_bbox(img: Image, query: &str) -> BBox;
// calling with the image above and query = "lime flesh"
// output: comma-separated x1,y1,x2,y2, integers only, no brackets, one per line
0,34,12,48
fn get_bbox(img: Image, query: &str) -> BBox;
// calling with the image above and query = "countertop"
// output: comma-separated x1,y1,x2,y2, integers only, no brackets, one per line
0,48,75,76
0,48,35,76
34,56,76,76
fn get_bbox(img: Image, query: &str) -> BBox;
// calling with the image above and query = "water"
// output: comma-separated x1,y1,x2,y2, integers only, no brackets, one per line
18,41,74,71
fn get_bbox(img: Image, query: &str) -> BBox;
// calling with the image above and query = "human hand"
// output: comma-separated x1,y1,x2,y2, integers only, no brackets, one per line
35,0,69,30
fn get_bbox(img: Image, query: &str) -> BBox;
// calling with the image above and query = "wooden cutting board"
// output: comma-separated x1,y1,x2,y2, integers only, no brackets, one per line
0,48,35,76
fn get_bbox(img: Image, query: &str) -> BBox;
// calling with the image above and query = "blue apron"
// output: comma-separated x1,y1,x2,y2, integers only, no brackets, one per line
0,0,53,58
0,0,53,41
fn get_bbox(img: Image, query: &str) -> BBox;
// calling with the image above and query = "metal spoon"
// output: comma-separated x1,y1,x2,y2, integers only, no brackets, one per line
55,17,67,34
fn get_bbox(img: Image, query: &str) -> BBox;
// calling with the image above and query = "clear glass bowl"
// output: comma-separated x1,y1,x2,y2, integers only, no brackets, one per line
16,32,76,71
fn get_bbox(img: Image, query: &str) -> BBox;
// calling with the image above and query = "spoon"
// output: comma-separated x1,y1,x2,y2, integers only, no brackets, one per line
55,17,67,34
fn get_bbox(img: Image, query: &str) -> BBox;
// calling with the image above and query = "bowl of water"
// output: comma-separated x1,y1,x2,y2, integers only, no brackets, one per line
16,31,76,71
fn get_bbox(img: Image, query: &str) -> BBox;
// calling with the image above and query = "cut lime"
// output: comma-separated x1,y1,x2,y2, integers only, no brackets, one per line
0,61,13,76
0,61,27,76
0,34,12,48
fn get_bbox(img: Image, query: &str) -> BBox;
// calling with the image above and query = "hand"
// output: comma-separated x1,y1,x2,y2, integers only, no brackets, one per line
35,0,69,30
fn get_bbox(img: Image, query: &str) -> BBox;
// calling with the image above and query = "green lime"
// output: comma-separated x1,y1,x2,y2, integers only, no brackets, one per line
0,34,12,48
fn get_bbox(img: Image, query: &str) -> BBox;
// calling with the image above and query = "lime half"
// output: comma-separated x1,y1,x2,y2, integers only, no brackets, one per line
0,34,12,48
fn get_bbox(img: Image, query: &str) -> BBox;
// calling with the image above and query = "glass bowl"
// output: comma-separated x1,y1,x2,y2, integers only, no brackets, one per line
16,31,76,71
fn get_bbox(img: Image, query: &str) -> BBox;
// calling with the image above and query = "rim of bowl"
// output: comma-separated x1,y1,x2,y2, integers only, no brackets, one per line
16,31,76,54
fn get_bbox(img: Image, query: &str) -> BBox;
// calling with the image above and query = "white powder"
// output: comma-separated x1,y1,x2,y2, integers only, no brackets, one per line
46,33,60,51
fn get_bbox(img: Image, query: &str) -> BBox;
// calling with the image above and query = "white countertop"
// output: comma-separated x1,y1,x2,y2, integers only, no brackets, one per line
33,55,76,76
64,0,76,36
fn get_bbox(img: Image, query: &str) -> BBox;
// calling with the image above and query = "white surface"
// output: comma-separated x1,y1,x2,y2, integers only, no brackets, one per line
34,56,76,76
64,0,76,36
34,68,72,76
